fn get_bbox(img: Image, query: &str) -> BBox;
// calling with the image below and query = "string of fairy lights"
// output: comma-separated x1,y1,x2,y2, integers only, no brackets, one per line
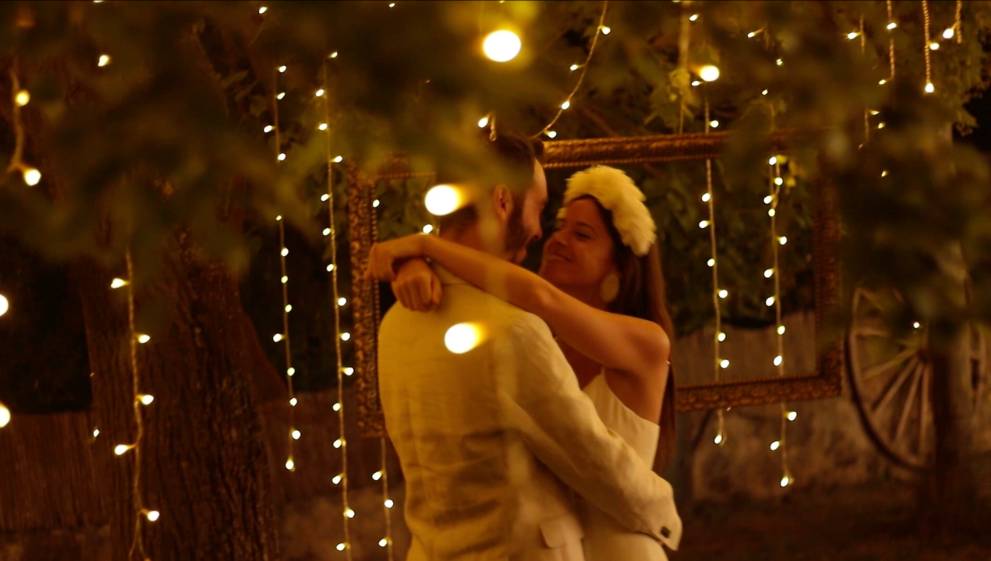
269,64,300,474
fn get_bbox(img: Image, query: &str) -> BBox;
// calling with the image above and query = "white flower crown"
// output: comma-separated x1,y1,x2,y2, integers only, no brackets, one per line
557,166,657,257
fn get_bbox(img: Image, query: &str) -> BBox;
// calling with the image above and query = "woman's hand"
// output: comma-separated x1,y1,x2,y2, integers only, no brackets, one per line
391,258,443,312
363,235,426,282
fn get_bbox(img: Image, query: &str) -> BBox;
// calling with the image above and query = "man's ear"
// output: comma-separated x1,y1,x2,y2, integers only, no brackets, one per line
491,184,514,221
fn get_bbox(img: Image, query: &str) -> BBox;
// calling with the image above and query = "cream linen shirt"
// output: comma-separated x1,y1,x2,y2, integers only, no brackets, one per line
378,265,682,561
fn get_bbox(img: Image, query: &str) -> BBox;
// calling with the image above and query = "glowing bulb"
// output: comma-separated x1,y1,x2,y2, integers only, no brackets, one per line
570,64,580,71
343,368,354,378
423,224,434,234
776,59,783,66
93,429,100,437
385,499,395,508
778,236,788,245
145,510,160,522
323,228,331,236
0,294,7,318
23,168,41,186
98,54,111,67
425,184,462,216
847,32,859,40
445,323,482,354
780,475,791,487
276,215,282,221
718,289,728,299
338,297,347,306
699,220,710,229
15,90,30,106
929,42,940,51
372,471,383,481
110,278,128,289
333,474,342,484
769,156,778,166
702,193,711,202
277,153,287,161
333,155,343,163
600,26,611,35
287,367,295,377
280,248,288,257
774,177,784,186
337,543,346,552
768,209,776,217
286,458,295,470
720,359,730,368
139,394,154,405
778,326,786,335
881,170,889,177
389,2,395,6
691,80,701,87
762,89,769,95
281,275,288,284
709,120,719,128
259,6,268,14
770,441,781,451
137,334,150,344
285,305,292,313
482,30,522,62
689,14,699,21
879,79,888,85
561,100,571,110
707,258,715,267
292,429,301,440
877,122,886,130
318,123,328,131
315,88,325,97
925,82,935,94
278,65,287,73
787,411,798,421
748,32,756,38
327,264,335,272
290,397,298,406
943,27,955,39
478,116,489,128
774,355,783,366
765,269,774,278
330,51,339,59
717,332,727,342
546,130,557,138
379,539,389,547
913,322,921,329
345,508,355,518
764,195,773,204
334,438,344,448
333,402,341,411
273,334,283,343
0,403,9,428
699,65,720,82
714,434,724,445
373,200,380,208
277,92,286,100
114,444,132,456
887,21,897,30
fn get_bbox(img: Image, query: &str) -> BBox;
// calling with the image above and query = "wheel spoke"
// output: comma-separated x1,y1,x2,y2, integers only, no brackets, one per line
893,361,923,445
864,348,918,381
874,356,918,418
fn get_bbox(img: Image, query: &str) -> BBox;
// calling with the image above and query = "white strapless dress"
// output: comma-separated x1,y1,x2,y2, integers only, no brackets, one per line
580,372,668,561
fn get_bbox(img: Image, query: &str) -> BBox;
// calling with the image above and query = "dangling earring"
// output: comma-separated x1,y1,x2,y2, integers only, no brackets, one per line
600,273,620,303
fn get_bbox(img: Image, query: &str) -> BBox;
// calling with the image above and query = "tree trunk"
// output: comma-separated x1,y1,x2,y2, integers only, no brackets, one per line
76,231,281,561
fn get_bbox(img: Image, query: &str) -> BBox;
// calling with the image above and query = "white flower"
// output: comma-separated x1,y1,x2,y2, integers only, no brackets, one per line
558,166,657,256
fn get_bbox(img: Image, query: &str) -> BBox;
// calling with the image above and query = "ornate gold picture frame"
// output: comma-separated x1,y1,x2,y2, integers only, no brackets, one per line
348,130,842,438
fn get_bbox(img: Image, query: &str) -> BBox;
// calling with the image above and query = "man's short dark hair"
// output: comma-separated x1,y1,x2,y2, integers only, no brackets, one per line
437,130,545,234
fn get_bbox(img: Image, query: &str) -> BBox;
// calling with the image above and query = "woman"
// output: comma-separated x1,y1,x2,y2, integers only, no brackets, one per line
365,165,676,559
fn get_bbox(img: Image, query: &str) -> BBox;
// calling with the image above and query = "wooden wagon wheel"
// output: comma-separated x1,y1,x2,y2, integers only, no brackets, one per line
846,287,987,471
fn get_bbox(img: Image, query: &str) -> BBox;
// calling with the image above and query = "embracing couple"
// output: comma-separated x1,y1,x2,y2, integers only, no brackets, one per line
365,130,681,560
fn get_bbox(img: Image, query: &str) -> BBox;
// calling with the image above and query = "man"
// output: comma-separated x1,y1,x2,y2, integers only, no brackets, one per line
376,131,681,560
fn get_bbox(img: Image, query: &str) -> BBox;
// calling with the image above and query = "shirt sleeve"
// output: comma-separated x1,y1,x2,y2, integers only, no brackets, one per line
495,313,682,550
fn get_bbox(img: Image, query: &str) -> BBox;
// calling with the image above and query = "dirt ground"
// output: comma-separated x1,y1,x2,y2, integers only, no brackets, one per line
675,482,991,561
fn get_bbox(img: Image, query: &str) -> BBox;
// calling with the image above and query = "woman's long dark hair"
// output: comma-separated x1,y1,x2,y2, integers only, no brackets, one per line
580,196,676,474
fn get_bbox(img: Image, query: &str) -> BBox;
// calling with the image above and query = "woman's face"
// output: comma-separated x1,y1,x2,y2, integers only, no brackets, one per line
539,198,617,289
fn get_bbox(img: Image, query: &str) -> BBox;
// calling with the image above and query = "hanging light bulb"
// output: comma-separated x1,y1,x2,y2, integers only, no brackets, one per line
333,474,343,484
333,402,342,411
764,269,774,278
422,224,434,234
778,325,786,335
943,27,955,39
323,228,331,236
600,26,611,35
384,499,395,508
98,54,111,67
717,332,727,342
774,355,783,366
373,471,383,481
847,32,859,40
445,323,482,354
701,193,711,202
139,394,154,405
778,236,788,245
137,334,151,344
780,475,792,487
286,458,295,470
718,289,728,299
273,333,284,343
709,120,719,128
787,411,798,421
720,359,730,368
477,116,489,128
379,539,389,547
278,65,287,73
336,543,347,552
570,64,580,71
343,367,354,376
259,6,268,14
768,156,778,166
768,209,776,217
333,155,343,163
22,168,41,186
699,65,720,82
545,130,557,138
290,397,298,406
425,184,462,216
111,278,128,289
145,510,161,521
482,30,522,62
925,82,935,94
770,440,781,451
766,296,775,306
699,220,710,229
0,402,10,428
714,433,724,445
292,429,301,440
764,195,773,204
114,444,133,456
561,100,571,110
14,90,30,106
707,258,715,267
689,14,699,21
929,42,940,51
887,21,897,30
